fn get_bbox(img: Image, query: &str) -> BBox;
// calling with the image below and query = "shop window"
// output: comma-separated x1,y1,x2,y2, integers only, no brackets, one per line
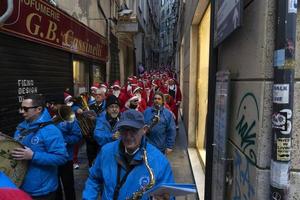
73,60,89,96
92,64,105,85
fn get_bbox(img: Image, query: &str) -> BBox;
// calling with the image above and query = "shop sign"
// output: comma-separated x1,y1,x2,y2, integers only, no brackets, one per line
214,0,243,47
0,0,108,62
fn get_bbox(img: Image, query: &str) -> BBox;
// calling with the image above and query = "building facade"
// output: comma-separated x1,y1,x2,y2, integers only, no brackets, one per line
0,0,108,134
159,0,179,67
176,0,300,199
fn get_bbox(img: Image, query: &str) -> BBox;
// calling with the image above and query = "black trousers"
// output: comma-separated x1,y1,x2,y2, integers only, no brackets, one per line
32,192,56,200
85,138,99,167
55,160,76,200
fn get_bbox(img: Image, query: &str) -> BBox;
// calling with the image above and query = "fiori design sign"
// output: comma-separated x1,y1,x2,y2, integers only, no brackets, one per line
0,0,108,62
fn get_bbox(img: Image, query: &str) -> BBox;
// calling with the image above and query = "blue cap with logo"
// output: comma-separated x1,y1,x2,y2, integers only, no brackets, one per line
116,109,145,129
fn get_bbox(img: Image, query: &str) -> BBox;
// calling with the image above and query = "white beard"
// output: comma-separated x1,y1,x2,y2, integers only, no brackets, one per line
113,90,120,97
66,102,73,107
127,85,132,92
136,93,142,101
169,84,176,91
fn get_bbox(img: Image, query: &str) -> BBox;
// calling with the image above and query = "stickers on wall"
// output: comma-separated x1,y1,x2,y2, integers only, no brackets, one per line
272,109,292,135
277,138,291,161
288,0,297,13
273,84,289,104
273,49,285,67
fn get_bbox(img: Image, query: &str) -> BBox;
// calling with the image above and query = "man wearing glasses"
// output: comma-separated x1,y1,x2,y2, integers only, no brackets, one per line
12,94,68,200
82,109,175,200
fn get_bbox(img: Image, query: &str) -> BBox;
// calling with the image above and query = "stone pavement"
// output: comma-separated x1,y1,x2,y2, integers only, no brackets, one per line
73,117,198,200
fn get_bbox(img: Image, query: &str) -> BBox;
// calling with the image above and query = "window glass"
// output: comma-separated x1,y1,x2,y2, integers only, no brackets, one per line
73,60,89,96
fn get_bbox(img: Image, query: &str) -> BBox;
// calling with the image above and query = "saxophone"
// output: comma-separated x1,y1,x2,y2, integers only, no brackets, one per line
127,147,156,200
146,106,160,134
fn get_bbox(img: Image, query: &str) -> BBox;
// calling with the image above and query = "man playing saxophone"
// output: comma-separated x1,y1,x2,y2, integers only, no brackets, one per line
82,109,175,200
144,92,176,155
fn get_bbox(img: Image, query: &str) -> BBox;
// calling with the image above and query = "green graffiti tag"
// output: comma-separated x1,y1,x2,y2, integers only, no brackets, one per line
235,92,259,165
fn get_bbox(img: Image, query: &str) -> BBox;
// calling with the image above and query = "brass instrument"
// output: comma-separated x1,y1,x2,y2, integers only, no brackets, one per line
77,95,97,138
52,105,75,124
80,94,90,111
127,147,156,200
77,110,97,139
112,130,120,140
146,106,161,134
0,132,28,187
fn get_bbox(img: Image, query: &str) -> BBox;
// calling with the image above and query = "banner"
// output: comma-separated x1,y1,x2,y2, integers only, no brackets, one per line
0,0,108,62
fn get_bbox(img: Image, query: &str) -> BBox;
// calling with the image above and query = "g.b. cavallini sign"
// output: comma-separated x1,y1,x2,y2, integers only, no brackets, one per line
0,0,108,62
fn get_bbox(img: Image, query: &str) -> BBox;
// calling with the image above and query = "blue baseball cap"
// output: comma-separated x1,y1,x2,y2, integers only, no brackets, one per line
116,109,145,129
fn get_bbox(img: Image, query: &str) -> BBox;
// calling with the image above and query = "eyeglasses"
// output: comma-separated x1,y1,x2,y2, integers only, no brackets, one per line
19,106,39,112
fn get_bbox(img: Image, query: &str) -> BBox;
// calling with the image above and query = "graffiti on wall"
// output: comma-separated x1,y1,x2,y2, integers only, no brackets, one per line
235,92,259,165
233,149,255,200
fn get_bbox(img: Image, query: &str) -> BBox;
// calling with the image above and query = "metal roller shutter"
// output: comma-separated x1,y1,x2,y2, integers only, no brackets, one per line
0,33,72,135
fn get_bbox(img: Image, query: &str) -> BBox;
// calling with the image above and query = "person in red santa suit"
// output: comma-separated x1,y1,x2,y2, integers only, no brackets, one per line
159,85,175,114
109,80,122,98
168,78,182,129
148,79,161,107
119,76,138,110
99,82,109,96
122,85,147,113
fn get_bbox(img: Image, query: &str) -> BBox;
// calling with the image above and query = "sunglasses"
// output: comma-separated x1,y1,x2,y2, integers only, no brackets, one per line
19,106,39,112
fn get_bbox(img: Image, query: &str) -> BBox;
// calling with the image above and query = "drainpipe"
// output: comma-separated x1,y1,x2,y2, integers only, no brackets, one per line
270,1,297,199
0,0,14,27
97,0,111,82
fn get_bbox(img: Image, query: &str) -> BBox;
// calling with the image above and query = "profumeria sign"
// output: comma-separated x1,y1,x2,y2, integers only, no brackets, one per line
0,0,108,62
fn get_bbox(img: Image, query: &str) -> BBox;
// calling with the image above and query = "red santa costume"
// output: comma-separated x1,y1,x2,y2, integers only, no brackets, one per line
148,79,161,106
168,78,182,126
109,80,122,98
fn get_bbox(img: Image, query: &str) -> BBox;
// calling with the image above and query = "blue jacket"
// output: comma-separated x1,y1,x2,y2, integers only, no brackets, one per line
14,109,68,196
144,106,176,152
56,119,82,160
82,139,175,200
0,172,17,188
93,112,118,149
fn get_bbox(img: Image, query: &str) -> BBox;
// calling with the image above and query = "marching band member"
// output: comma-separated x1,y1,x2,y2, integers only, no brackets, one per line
82,109,175,200
85,87,107,167
54,103,82,200
167,78,182,129
93,95,121,151
144,92,176,155
12,94,67,200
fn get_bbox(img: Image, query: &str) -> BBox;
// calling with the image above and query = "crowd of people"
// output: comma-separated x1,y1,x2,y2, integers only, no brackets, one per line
4,69,182,200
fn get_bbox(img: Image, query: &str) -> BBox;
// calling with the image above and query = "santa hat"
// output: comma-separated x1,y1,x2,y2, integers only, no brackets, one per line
125,94,139,108
112,80,121,89
64,92,72,103
100,82,109,89
132,82,144,94
91,83,100,92
144,81,151,90
152,79,161,87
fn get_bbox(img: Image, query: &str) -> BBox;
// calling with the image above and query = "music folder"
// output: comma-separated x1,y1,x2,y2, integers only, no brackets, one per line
143,183,197,197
